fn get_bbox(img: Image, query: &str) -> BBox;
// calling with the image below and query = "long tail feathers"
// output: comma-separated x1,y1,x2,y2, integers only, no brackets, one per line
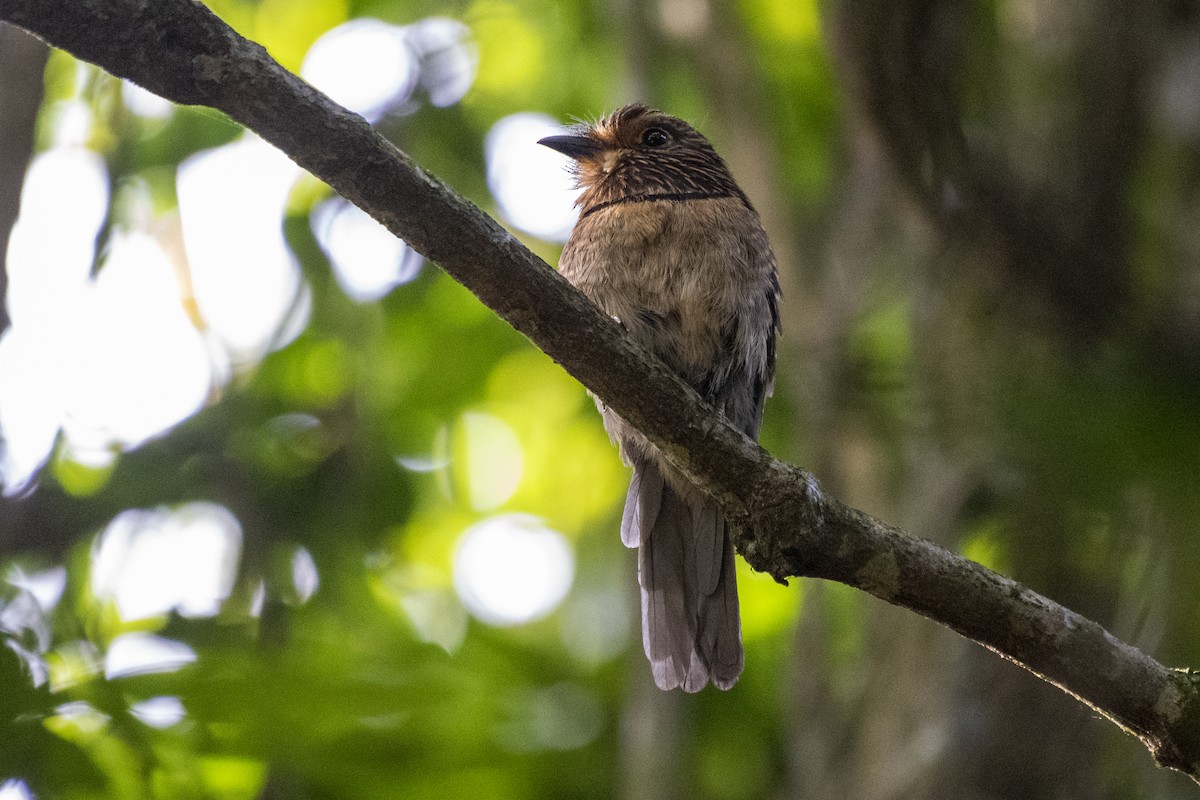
695,535,743,689
622,462,743,692
620,463,663,548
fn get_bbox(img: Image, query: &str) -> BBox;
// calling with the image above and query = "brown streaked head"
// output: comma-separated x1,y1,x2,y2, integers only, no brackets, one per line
538,104,745,214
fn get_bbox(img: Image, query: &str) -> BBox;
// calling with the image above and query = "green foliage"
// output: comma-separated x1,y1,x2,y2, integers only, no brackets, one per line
4,0,1200,798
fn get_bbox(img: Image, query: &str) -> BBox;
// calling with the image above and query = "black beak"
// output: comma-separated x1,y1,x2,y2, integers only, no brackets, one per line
537,134,603,161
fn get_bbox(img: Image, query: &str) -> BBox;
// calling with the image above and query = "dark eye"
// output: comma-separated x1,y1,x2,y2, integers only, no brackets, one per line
642,128,670,147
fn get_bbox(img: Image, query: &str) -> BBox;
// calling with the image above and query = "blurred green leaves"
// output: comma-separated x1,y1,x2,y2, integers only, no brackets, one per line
5,0,1200,798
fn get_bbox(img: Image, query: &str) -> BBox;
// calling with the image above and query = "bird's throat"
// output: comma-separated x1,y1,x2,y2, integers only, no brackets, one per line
579,190,739,220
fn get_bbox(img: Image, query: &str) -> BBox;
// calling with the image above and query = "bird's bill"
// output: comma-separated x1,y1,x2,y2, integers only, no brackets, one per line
537,134,603,160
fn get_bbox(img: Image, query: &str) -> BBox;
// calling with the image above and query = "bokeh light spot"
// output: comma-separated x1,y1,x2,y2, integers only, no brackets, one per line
453,515,573,626
0,127,232,493
178,135,309,364
6,148,108,325
64,231,213,453
311,198,423,301
104,633,197,679
0,146,103,490
0,779,33,800
7,565,67,615
130,696,187,729
302,19,416,123
452,411,524,511
408,17,477,107
486,113,580,242
122,80,174,119
290,546,319,604
2,566,67,687
91,503,242,622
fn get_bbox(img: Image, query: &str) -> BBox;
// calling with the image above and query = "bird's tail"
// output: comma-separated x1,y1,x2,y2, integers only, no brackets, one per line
621,461,743,692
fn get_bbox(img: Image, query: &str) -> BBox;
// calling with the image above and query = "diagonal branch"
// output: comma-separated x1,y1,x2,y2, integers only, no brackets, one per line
3,0,1198,781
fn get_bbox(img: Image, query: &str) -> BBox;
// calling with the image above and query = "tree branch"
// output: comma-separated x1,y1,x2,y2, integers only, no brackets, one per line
3,0,1198,781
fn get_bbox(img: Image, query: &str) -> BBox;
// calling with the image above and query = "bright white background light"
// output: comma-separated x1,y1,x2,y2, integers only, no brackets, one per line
290,546,320,604
302,19,417,123
0,145,110,489
0,15,482,494
91,502,242,621
129,696,187,728
4,146,107,328
121,80,174,119
177,135,309,364
0,779,33,800
104,633,197,679
486,113,581,243
6,566,67,614
407,17,477,108
0,143,216,489
63,231,212,454
311,199,423,301
453,515,574,626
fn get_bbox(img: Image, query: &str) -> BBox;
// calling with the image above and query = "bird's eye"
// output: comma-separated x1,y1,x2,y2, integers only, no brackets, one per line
642,128,670,148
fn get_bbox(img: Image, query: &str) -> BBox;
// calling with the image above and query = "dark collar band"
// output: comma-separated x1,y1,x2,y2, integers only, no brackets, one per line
580,190,739,219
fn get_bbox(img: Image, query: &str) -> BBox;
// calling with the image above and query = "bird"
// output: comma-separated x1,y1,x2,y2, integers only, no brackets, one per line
539,104,780,691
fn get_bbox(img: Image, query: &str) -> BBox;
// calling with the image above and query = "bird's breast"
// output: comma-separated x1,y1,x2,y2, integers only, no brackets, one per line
559,196,769,379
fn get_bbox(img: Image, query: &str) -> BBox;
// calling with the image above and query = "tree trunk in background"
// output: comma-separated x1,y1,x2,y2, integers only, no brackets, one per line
627,0,1197,796
801,0,1188,796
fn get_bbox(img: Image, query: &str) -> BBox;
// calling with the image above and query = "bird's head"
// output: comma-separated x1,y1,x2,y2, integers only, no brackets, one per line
538,104,743,214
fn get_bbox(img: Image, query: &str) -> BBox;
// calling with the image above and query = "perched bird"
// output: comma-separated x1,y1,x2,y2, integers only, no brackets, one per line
539,104,780,691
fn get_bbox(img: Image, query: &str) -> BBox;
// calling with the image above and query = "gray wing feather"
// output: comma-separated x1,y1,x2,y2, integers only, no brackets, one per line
621,462,663,548
638,474,697,691
620,472,640,548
